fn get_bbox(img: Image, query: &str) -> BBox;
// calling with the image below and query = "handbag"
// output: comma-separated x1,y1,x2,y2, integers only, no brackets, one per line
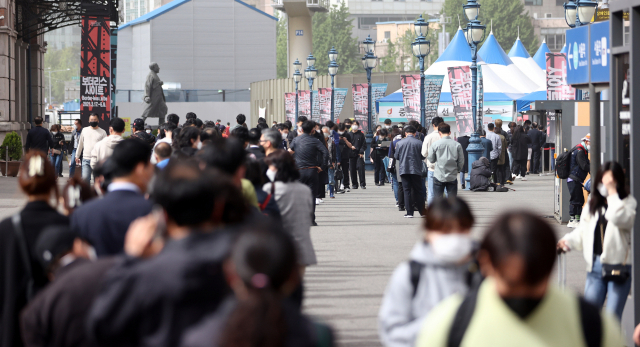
335,167,344,181
600,223,631,282
387,158,396,174
421,161,429,178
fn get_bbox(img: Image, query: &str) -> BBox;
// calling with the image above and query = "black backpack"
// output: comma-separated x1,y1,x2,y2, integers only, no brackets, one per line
555,146,578,179
408,260,482,298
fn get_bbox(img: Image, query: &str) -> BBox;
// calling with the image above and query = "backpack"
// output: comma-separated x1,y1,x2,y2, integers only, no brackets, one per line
446,286,602,347
408,260,482,298
555,146,580,179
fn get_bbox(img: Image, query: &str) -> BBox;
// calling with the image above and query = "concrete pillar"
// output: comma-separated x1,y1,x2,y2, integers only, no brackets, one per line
30,40,45,121
286,6,313,77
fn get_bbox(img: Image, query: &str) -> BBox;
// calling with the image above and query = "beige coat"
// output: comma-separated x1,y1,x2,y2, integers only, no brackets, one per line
90,135,123,169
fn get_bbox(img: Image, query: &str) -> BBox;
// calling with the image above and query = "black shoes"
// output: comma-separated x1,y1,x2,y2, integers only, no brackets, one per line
398,207,405,211
361,186,366,189
312,221,318,226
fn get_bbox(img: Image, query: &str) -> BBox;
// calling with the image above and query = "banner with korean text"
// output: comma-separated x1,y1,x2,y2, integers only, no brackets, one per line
284,93,296,124
448,66,474,136
546,53,575,100
318,88,331,124
400,75,420,122
333,88,348,120
80,16,111,131
352,84,369,130
424,75,444,129
372,83,388,122
298,90,311,120
312,90,319,121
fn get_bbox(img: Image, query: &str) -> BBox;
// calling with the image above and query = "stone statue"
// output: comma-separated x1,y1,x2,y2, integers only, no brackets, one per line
141,62,168,124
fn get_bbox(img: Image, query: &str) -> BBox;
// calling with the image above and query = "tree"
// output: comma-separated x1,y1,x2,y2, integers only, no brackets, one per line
379,40,399,72
442,0,538,55
312,2,362,75
44,46,80,104
276,13,288,79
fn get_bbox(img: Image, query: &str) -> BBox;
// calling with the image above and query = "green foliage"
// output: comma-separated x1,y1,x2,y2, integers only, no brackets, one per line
442,0,538,55
276,13,289,79
379,40,399,72
384,25,438,73
1,132,23,161
43,46,80,104
312,2,362,75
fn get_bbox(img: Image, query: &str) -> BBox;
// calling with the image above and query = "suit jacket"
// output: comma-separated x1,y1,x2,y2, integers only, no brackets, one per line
479,137,492,161
71,190,153,256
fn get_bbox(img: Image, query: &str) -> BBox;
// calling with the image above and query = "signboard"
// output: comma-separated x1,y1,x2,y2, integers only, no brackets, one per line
477,66,483,128
566,25,589,85
352,84,369,130
424,75,444,128
298,90,311,120
334,88,348,119
80,16,112,131
448,66,474,136
371,83,388,122
318,88,332,124
311,90,319,121
284,93,296,124
594,9,628,22
400,75,420,122
546,53,575,100
110,27,117,118
296,30,303,36
546,111,556,143
590,21,610,84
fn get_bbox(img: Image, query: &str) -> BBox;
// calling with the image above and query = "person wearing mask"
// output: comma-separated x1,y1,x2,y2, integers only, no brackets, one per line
288,121,329,226
71,139,154,256
180,227,333,347
25,116,55,155
478,130,492,162
558,161,636,320
384,118,393,129
173,126,202,159
49,124,65,178
528,122,543,175
394,126,425,218
337,123,353,192
131,118,156,148
322,126,338,198
277,123,290,149
417,212,624,347
0,152,69,347
565,134,591,227
349,120,367,189
427,123,464,199
378,197,477,347
485,123,502,184
506,122,516,175
456,133,470,190
494,119,512,184
313,123,330,205
371,128,389,186
69,119,83,177
76,114,107,182
154,142,172,169
59,177,97,216
20,226,113,347
511,125,531,181
260,128,282,158
90,118,125,170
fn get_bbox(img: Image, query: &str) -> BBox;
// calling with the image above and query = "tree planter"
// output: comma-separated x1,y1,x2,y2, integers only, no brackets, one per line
0,161,21,177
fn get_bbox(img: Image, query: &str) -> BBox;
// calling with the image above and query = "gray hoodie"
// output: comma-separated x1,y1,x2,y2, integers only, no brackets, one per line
90,135,124,169
378,241,470,347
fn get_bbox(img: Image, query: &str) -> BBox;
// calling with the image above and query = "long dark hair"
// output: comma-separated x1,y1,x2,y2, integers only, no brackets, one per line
511,125,524,144
220,228,298,347
265,150,300,182
589,161,628,215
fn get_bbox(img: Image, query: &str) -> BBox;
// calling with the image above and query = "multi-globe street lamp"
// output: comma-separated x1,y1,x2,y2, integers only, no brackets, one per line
305,53,318,121
293,59,302,126
328,47,339,123
362,35,377,167
411,15,431,128
563,0,598,28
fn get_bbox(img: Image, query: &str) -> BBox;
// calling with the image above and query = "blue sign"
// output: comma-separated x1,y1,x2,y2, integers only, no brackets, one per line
590,21,610,83
566,25,589,85
295,30,303,36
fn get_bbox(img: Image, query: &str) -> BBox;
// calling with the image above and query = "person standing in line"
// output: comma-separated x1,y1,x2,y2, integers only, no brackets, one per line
69,119,82,178
538,123,547,175
395,125,425,218
337,123,353,192
511,125,531,181
485,123,502,185
421,117,443,204
130,118,156,148
371,128,390,186
566,134,591,227
457,134,470,190
494,119,512,184
25,116,54,154
493,125,508,186
478,130,492,163
349,120,367,189
427,123,464,199
506,122,516,174
49,124,65,178
75,114,107,182
322,126,338,198
528,122,543,175
90,118,125,171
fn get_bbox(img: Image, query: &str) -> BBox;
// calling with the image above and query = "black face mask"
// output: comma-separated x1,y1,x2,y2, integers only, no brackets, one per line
502,297,543,319
89,121,99,128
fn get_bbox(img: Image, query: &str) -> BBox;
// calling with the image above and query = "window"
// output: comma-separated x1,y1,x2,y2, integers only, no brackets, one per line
555,0,564,6
524,0,543,5
542,33,565,50
545,13,552,18
384,31,390,39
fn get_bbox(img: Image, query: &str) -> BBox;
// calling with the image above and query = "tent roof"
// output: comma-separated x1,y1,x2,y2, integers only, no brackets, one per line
478,33,514,66
516,90,547,113
435,28,473,63
508,38,531,59
560,44,567,54
532,41,551,70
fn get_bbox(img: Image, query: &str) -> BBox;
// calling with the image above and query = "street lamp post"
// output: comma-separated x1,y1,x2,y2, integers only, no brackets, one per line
46,68,70,108
304,53,317,121
462,0,486,189
563,0,598,27
362,35,377,170
328,47,339,123
411,15,431,128
293,59,302,127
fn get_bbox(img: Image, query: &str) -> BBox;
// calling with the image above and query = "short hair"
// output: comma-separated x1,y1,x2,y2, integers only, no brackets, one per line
186,112,197,120
494,119,503,128
431,116,443,126
34,116,43,125
236,114,246,125
256,123,269,131
231,126,249,143
524,120,532,125
163,122,177,133
19,151,57,196
538,124,544,130
480,212,557,286
508,122,516,128
89,113,99,119
262,128,282,148
110,118,125,133
176,126,201,148
344,118,352,124
338,123,348,132
384,119,392,125
184,118,197,127
258,117,267,124
297,116,308,123
195,118,203,128
200,127,220,142
325,121,336,129
154,142,172,159
532,122,538,128
204,121,216,128
479,129,486,136
301,121,314,134
167,114,179,125
424,197,474,232
216,119,221,123
197,138,246,175
379,128,388,137
438,123,451,134
109,139,152,178
404,125,416,134
283,120,292,130
265,150,300,182
276,123,288,132
352,120,360,126
248,128,261,145
74,119,82,126
487,123,495,131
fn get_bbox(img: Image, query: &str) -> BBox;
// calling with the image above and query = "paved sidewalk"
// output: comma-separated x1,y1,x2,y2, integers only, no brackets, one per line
304,173,588,346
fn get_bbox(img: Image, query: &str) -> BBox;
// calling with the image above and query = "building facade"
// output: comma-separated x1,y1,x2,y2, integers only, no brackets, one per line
522,0,567,51
44,26,81,51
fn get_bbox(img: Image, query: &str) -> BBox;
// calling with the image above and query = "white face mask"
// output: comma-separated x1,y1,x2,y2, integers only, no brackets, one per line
597,183,609,197
266,169,277,182
587,145,591,151
323,132,329,138
431,234,473,264
338,131,344,135
196,141,203,150
352,125,359,131
52,131,57,135
146,130,151,134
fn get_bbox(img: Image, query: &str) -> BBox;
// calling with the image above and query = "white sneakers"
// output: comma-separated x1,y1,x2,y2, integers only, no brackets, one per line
340,184,344,190
521,177,528,181
515,175,522,180
567,220,579,228
315,198,324,205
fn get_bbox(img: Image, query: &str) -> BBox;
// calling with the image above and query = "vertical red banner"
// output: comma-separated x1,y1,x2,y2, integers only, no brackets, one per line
80,16,111,131
318,88,332,125
352,84,368,130
298,91,311,119
400,75,420,122
284,93,296,124
546,53,575,100
448,66,473,136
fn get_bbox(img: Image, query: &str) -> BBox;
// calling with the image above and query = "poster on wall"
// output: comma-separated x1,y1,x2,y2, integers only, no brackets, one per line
400,75,420,122
284,93,296,124
318,88,332,124
424,75,444,129
80,16,111,131
546,53,575,100
298,90,311,119
110,27,117,118
333,88,348,120
371,83,388,122
477,66,483,125
312,90,319,121
352,84,369,130
448,66,474,136
546,111,556,143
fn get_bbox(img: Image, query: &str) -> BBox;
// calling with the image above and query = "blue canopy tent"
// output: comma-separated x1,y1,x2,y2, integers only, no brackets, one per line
516,90,547,113
532,40,551,70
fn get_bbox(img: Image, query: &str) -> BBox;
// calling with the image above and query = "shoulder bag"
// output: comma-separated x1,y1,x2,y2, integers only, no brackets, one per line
600,222,631,282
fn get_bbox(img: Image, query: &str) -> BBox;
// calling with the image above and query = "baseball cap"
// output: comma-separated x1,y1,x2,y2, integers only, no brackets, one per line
582,133,591,142
35,226,79,271
133,118,145,129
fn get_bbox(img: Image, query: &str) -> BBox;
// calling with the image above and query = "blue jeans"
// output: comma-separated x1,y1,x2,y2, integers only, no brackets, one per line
69,148,77,177
82,158,93,182
49,154,62,176
391,172,398,202
327,168,335,197
460,172,466,188
427,170,435,205
382,157,391,182
508,151,514,170
584,256,631,321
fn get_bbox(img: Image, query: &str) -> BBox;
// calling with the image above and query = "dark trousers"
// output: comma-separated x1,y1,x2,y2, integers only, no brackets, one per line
340,158,350,188
503,153,511,181
433,177,458,198
374,155,386,184
490,158,499,183
514,159,527,177
397,180,405,208
349,156,366,188
567,180,585,217
532,149,542,174
496,164,505,185
401,174,425,216
299,168,319,223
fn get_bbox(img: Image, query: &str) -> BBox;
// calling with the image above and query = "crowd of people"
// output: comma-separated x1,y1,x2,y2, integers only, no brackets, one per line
6,111,636,347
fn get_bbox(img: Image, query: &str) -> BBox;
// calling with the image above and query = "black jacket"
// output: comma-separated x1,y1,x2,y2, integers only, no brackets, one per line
0,201,69,347
25,126,54,153
71,190,153,256
457,136,470,173
370,136,389,160
527,128,543,150
470,158,493,191
349,131,366,158
131,131,156,148
20,258,120,347
512,133,532,161
569,144,590,182
289,134,329,169
338,132,352,160
51,132,65,151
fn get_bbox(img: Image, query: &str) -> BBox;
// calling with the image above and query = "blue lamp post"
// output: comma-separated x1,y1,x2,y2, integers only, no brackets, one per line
362,35,377,169
462,0,486,189
328,47,339,123
293,59,302,127
411,15,431,128
305,53,318,121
